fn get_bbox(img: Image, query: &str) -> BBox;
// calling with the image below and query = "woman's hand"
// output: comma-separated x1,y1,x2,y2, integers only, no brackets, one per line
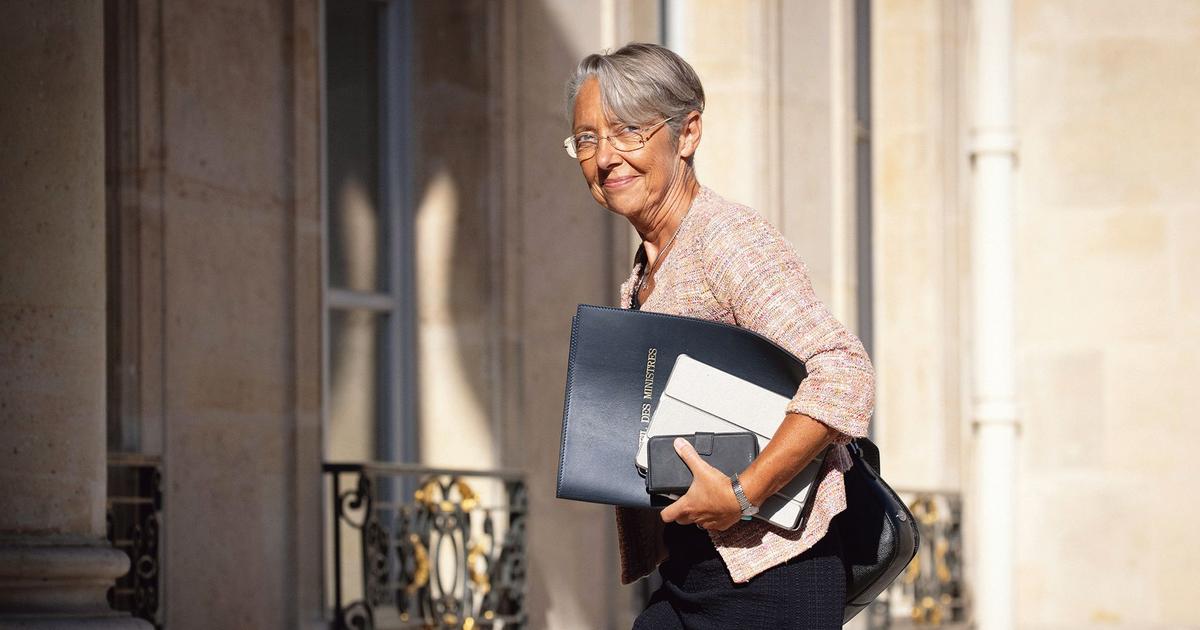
658,437,744,531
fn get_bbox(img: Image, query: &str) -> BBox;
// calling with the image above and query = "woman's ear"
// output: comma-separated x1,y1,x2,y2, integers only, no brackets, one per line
677,110,703,160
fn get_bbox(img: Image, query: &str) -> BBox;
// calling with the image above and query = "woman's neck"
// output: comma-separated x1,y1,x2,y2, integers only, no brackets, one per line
634,172,700,263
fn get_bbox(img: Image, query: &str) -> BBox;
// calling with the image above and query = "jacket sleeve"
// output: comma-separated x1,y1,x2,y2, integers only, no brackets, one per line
700,207,875,442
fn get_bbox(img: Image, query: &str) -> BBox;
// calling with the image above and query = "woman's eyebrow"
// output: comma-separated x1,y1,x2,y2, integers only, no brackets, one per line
572,124,596,134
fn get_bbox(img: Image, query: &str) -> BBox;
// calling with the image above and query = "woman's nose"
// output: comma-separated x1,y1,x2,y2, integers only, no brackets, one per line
595,136,622,170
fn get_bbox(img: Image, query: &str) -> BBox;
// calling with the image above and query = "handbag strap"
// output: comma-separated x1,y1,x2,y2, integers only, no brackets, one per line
847,438,881,474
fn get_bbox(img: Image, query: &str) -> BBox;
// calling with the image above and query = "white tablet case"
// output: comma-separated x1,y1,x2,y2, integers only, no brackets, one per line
635,354,826,530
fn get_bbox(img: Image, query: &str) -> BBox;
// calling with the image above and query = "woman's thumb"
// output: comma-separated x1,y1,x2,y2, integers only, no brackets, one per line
673,437,702,471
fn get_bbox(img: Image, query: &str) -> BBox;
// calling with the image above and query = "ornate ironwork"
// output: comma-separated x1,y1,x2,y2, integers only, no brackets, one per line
869,490,967,629
106,453,164,629
326,462,528,629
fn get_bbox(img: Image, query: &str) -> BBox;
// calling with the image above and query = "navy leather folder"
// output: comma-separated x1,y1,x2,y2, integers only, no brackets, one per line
554,304,919,622
555,304,808,508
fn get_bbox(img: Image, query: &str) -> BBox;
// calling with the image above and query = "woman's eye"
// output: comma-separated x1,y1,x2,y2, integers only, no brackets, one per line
575,133,598,145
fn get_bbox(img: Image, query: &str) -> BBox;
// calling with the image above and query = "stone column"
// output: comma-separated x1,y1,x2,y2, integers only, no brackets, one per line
0,2,150,628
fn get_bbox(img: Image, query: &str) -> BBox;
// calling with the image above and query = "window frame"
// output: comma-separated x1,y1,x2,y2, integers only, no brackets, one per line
321,0,418,465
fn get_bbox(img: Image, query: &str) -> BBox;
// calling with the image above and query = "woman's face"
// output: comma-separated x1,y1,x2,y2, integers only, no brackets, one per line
571,77,697,220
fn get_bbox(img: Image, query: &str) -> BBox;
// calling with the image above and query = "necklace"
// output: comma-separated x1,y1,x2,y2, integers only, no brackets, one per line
632,209,688,307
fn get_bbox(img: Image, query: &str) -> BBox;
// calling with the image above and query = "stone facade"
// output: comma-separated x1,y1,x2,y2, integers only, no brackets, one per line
0,2,147,628
1,1,1194,629
873,0,1200,628
1010,1,1200,627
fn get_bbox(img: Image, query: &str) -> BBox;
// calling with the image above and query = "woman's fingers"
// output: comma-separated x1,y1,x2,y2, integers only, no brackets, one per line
660,439,742,527
661,507,695,525
672,437,712,474
660,496,689,523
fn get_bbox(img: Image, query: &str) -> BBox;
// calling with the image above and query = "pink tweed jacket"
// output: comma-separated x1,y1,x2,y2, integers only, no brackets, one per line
614,185,875,585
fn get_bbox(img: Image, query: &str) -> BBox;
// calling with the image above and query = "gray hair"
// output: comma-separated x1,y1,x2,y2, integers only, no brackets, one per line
565,42,705,141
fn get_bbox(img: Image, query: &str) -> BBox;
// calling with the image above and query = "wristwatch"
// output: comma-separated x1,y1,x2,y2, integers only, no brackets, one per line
730,473,758,520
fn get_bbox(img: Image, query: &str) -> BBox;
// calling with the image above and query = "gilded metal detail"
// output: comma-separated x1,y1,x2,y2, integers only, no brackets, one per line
326,462,527,629
408,533,430,592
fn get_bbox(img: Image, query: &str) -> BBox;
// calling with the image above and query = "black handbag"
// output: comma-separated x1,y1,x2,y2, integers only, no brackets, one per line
839,438,921,624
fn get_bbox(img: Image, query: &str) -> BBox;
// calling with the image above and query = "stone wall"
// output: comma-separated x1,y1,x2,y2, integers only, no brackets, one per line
13,1,1194,627
1011,1,1200,626
105,1,325,627
872,0,1200,626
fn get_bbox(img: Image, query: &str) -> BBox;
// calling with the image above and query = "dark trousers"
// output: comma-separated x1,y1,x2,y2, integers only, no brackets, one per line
632,521,845,630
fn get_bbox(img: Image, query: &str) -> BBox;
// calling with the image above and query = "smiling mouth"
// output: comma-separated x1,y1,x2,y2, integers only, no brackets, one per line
603,175,637,188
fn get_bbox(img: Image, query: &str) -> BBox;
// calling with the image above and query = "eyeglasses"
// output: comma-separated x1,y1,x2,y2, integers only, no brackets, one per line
563,116,677,160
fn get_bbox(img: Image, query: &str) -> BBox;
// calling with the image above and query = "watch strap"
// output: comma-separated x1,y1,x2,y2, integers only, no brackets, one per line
731,473,754,519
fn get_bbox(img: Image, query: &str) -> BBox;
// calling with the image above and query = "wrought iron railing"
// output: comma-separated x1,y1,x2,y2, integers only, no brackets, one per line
868,490,967,629
106,453,164,629
324,462,528,630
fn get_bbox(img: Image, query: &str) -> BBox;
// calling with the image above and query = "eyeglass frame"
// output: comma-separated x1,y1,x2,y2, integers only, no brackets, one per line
563,115,679,160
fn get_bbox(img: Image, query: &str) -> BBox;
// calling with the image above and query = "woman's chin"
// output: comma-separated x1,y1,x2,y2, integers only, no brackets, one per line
602,201,641,219
599,188,645,217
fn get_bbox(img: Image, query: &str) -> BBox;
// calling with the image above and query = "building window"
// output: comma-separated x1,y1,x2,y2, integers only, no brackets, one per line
324,0,417,463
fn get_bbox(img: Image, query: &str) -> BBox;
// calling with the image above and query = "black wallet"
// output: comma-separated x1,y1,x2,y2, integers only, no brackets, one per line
645,431,759,495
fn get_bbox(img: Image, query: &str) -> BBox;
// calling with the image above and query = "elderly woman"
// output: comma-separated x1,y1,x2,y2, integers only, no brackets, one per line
564,43,875,628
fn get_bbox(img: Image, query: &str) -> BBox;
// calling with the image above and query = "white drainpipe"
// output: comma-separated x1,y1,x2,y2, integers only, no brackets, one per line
663,0,688,58
969,0,1019,628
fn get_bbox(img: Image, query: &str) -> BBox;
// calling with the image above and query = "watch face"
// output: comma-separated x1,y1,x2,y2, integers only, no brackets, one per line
744,505,759,517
